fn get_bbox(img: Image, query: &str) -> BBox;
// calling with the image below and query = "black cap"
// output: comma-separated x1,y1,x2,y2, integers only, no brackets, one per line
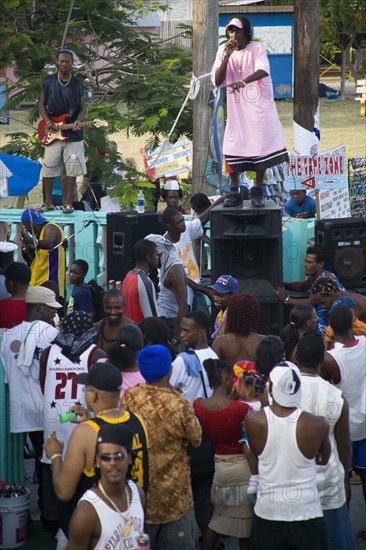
5,262,31,284
76,362,122,391
97,424,135,454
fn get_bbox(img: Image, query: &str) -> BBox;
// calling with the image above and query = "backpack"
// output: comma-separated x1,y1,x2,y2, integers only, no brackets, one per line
180,350,215,478
87,279,105,322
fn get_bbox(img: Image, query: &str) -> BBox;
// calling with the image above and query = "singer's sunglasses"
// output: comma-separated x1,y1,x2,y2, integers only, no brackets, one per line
99,452,128,463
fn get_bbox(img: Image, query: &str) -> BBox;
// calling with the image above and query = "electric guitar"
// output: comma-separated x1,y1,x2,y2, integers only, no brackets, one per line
38,114,108,146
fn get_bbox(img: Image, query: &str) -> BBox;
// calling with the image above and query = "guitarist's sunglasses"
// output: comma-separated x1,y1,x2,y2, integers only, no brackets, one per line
58,48,73,55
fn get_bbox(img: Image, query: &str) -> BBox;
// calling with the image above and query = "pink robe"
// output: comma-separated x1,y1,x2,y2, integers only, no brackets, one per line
211,42,287,159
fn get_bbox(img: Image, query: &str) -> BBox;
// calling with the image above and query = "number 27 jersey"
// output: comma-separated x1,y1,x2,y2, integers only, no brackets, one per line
42,343,96,464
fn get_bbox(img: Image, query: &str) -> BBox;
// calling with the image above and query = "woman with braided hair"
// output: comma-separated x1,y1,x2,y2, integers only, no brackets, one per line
194,358,252,549
212,293,263,367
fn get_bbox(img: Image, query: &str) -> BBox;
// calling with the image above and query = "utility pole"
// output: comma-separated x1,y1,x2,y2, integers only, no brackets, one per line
293,0,320,155
192,0,218,194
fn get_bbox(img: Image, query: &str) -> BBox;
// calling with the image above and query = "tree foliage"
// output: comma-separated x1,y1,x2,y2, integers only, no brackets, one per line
0,0,193,193
320,0,366,80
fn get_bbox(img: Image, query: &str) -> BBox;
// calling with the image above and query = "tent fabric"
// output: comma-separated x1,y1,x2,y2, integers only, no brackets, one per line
0,153,41,197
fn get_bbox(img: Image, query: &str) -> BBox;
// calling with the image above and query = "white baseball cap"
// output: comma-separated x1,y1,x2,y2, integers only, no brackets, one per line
164,180,180,191
0,241,18,253
270,361,302,408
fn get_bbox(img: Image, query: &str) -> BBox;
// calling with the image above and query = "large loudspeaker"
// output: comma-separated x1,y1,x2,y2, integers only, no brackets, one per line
210,202,283,334
107,211,164,282
315,218,366,290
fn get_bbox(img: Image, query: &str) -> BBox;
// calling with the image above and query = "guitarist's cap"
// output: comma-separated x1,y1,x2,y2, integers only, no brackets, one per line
21,208,47,225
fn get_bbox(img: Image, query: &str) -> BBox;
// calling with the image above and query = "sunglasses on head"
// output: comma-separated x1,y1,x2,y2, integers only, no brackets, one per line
99,452,128,462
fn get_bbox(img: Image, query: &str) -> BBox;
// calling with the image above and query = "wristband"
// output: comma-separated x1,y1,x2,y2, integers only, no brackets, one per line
50,453,62,461
284,296,290,305
240,80,246,87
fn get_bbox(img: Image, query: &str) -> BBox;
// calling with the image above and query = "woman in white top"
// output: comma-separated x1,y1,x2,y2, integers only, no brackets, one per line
67,424,145,550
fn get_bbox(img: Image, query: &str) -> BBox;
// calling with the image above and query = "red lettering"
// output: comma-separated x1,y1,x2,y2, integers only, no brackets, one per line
296,157,302,176
324,157,330,175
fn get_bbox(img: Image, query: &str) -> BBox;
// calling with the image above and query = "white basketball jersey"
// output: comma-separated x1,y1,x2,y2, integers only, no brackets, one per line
42,343,96,463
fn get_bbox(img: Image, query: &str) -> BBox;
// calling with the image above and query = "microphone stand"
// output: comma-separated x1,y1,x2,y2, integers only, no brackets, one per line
48,219,97,253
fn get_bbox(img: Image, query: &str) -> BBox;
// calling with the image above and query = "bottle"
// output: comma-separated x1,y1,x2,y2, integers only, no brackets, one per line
59,411,77,424
137,190,145,213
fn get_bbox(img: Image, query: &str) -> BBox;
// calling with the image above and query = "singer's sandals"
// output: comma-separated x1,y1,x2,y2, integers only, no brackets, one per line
37,204,55,212
63,204,74,214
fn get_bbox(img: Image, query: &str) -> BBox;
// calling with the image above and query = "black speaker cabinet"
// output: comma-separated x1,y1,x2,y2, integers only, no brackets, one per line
315,218,366,290
107,211,164,282
210,201,284,334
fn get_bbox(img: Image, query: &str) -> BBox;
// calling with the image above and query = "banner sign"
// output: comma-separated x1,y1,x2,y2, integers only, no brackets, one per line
284,146,346,191
317,187,351,219
140,138,192,179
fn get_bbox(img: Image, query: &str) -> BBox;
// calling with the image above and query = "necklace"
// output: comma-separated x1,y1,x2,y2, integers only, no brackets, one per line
98,481,132,536
58,74,71,87
233,49,246,74
97,408,120,417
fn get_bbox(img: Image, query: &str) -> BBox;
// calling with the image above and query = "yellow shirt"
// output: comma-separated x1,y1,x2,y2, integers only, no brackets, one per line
30,222,65,296
325,318,366,343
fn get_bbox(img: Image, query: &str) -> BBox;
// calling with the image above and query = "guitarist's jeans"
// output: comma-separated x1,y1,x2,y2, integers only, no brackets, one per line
43,140,86,178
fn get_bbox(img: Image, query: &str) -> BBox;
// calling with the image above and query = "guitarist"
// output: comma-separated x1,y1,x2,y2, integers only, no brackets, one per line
39,48,86,214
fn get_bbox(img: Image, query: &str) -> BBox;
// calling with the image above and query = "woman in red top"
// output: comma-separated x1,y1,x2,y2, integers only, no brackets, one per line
194,358,252,550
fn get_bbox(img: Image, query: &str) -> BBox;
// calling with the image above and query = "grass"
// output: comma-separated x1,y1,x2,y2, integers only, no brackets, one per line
0,96,365,207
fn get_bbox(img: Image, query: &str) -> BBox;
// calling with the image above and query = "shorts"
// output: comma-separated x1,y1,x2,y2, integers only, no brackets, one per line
225,148,289,174
145,506,199,550
43,140,86,178
250,514,326,550
352,438,366,477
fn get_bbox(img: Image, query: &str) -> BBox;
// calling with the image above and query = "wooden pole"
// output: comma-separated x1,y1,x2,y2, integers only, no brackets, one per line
192,0,219,194
293,0,320,133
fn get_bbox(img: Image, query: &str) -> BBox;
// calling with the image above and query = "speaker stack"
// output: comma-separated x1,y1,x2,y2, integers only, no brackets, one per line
106,211,164,282
315,218,366,293
210,201,283,334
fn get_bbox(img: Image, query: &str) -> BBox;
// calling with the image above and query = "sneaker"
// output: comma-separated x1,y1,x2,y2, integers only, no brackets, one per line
223,189,243,208
251,186,265,207
247,474,259,495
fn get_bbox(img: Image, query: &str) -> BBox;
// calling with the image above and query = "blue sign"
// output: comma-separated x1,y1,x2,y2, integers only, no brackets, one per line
284,146,347,191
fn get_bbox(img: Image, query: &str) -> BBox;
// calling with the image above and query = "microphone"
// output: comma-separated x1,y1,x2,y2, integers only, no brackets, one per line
84,219,98,228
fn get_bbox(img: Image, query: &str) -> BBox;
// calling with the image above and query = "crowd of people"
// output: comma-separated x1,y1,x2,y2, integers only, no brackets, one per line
0,192,365,550
0,13,365,550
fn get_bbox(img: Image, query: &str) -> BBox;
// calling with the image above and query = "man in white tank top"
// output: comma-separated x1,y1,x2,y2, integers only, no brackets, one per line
321,305,366,543
245,361,331,550
67,423,145,550
297,333,355,550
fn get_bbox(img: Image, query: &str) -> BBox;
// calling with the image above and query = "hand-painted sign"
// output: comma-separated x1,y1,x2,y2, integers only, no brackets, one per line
284,146,346,191
140,138,192,179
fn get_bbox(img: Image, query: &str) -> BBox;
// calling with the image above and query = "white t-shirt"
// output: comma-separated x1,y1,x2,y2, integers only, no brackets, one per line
173,219,203,283
0,321,59,432
300,375,346,510
170,347,218,402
